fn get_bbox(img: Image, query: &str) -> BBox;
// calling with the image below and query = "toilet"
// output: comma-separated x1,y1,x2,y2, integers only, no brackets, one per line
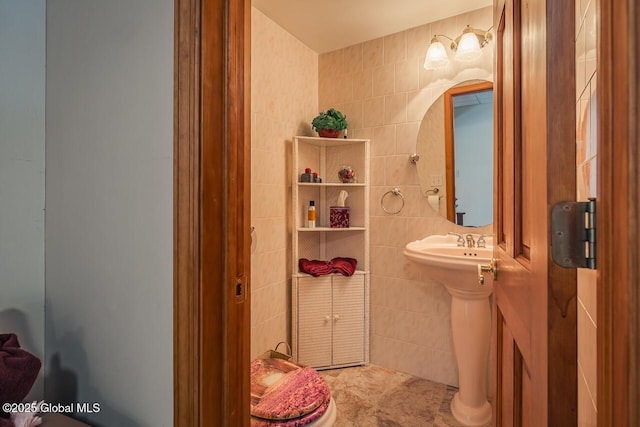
250,357,336,427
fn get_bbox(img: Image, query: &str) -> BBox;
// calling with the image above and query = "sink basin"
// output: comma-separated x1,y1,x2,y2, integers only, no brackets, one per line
404,234,494,295
404,233,494,426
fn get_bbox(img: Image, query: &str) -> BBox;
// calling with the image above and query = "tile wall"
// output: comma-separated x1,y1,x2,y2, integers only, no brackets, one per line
250,8,318,359
317,7,493,386
575,0,598,424
252,0,598,401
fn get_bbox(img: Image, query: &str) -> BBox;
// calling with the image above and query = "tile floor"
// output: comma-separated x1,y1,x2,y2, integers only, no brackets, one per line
320,364,491,427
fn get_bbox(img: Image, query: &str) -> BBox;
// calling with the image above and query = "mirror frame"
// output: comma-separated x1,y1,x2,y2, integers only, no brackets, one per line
443,81,494,223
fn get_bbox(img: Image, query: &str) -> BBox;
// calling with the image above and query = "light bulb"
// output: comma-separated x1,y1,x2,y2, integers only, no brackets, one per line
424,40,449,70
455,32,482,62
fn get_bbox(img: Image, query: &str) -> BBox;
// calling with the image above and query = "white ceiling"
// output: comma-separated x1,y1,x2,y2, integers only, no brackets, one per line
252,0,493,53
454,90,494,108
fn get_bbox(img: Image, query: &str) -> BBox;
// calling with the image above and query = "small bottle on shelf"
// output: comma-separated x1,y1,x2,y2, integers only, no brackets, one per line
300,168,313,182
307,201,316,228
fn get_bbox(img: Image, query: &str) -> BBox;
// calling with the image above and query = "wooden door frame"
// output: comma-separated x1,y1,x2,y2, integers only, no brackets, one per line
598,0,639,425
174,0,251,426
170,0,640,425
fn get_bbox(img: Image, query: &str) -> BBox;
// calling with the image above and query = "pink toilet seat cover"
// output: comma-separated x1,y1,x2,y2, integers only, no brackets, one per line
250,358,330,426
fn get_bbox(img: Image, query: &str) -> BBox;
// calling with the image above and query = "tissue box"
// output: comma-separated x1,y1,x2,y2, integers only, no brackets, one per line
329,206,350,228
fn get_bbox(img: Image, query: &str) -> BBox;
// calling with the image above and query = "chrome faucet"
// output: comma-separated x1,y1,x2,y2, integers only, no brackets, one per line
466,234,475,248
448,232,465,247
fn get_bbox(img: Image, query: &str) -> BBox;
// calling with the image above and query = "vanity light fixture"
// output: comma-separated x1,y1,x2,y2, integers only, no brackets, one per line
423,25,493,70
423,36,450,70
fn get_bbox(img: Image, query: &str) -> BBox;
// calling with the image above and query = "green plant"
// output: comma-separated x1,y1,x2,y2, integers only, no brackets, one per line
311,108,348,131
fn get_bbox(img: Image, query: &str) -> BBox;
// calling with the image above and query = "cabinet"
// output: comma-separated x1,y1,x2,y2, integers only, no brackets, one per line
294,274,368,368
291,136,370,369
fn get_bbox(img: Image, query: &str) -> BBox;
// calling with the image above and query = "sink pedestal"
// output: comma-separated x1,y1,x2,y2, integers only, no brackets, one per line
447,287,492,426
403,234,494,426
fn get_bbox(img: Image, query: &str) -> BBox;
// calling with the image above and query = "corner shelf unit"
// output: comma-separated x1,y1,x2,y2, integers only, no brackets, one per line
291,136,370,369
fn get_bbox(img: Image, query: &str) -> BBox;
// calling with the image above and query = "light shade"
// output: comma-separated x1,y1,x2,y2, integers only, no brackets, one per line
455,32,482,62
424,40,449,70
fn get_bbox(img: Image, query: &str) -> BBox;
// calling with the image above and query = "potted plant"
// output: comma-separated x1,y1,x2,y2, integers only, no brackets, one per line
311,108,348,138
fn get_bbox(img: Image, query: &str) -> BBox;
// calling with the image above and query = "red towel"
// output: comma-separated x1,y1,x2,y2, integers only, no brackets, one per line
0,333,41,422
330,257,357,276
298,258,358,277
298,258,332,277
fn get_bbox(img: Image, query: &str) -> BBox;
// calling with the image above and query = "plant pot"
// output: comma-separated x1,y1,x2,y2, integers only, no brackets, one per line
318,128,341,138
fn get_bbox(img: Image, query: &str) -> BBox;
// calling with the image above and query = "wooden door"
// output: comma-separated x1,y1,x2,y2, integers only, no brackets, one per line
492,0,577,426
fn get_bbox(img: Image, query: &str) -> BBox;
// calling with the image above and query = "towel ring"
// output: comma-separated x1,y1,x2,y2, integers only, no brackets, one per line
381,187,405,215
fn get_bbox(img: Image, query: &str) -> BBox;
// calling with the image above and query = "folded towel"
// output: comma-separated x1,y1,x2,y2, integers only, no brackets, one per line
330,257,357,276
298,259,333,277
298,257,358,277
0,334,41,422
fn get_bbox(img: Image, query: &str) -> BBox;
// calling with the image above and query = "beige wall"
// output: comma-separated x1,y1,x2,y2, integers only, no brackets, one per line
250,8,318,359
318,7,493,385
251,1,597,403
576,0,598,424
251,5,496,387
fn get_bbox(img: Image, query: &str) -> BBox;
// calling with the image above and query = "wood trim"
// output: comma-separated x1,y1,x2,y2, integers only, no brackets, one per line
494,0,521,258
544,0,577,423
511,0,522,261
219,0,251,423
493,309,506,426
597,0,614,423
632,6,640,419
174,0,201,424
443,81,493,224
200,0,226,422
598,0,639,425
444,90,455,222
494,6,505,247
513,343,523,427
175,0,251,425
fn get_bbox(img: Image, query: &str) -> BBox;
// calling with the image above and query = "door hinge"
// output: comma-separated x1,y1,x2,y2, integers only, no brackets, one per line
551,198,596,269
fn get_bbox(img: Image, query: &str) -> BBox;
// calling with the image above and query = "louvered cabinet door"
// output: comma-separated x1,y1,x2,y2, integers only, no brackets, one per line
331,275,365,366
297,276,332,367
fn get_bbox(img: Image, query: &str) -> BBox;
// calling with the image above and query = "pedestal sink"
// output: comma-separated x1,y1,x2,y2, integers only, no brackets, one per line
404,234,493,426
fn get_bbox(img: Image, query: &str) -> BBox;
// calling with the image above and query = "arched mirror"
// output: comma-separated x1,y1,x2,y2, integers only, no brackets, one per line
416,80,493,227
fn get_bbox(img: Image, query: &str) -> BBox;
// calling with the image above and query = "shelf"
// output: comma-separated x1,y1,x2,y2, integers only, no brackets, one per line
297,182,366,187
297,227,366,232
292,270,369,278
292,135,371,370
294,136,368,147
